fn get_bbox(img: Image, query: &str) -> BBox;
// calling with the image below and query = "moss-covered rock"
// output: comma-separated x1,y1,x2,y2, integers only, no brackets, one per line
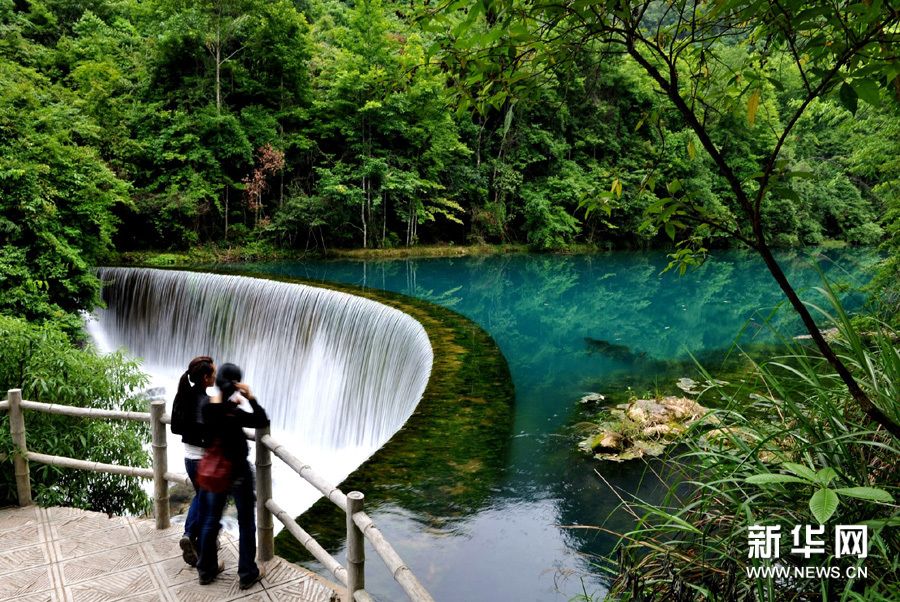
579,396,715,462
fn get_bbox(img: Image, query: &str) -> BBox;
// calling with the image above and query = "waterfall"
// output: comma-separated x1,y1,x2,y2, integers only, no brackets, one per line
88,267,433,516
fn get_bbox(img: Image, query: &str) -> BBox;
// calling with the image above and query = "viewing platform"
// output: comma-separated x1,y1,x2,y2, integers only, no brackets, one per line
0,505,340,602
1,388,434,602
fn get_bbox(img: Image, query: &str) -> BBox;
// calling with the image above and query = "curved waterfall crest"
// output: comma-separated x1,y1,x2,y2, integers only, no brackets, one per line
91,267,433,452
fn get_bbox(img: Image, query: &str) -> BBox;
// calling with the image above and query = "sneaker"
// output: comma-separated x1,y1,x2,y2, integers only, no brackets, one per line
198,559,225,585
179,536,198,567
239,566,265,590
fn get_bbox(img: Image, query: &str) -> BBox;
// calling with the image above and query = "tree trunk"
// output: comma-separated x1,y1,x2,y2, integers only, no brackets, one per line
361,175,367,249
215,29,221,114
366,183,372,248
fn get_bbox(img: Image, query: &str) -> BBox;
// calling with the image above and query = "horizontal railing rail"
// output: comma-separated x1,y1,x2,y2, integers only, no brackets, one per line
1,388,434,601
18,400,153,422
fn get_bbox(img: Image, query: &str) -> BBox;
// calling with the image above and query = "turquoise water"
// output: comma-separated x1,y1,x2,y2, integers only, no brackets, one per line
236,248,876,601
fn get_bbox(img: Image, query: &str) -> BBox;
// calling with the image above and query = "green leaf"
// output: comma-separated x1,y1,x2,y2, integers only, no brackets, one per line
860,516,900,531
489,90,509,110
783,462,817,482
810,488,839,524
766,75,784,92
746,474,809,485
838,82,858,114
833,487,895,503
852,79,881,107
687,139,696,160
666,179,682,194
814,467,838,486
665,222,676,240
747,89,761,126
502,105,514,137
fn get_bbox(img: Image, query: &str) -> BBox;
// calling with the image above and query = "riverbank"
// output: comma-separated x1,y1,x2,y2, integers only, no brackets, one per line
112,237,864,268
113,243,538,266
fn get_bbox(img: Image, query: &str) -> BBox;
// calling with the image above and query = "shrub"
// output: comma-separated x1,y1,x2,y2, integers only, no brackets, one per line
0,316,151,516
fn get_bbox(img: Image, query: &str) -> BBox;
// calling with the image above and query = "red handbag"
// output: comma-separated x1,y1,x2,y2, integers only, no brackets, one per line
197,440,233,494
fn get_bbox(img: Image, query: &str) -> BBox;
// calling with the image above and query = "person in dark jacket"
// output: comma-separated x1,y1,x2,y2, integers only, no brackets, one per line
170,355,216,567
196,363,270,588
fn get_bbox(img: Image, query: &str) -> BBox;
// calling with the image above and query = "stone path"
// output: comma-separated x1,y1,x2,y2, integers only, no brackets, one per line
0,506,342,602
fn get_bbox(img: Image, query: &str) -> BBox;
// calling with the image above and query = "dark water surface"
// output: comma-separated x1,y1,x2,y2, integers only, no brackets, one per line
234,248,876,601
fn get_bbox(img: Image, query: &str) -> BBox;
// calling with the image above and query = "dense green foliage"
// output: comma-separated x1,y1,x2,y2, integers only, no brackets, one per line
0,12,129,335
0,315,151,515
0,0,894,265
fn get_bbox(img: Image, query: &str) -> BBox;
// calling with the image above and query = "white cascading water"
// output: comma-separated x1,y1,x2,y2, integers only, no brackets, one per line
87,267,433,521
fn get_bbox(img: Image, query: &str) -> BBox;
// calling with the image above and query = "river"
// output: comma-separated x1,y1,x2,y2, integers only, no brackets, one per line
228,247,875,601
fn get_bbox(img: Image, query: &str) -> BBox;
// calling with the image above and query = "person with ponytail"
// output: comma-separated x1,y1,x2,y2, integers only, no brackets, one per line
170,355,216,567
196,362,269,588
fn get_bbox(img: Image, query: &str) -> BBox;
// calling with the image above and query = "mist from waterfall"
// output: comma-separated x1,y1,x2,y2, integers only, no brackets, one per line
88,267,433,518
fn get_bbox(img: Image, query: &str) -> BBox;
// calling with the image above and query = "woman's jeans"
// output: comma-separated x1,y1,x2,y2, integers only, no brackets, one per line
196,461,259,582
183,458,201,540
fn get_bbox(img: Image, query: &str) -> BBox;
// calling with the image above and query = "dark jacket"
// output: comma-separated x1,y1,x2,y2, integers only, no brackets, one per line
179,388,210,448
202,395,269,469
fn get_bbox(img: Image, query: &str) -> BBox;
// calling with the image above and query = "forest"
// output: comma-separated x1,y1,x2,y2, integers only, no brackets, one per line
2,0,897,324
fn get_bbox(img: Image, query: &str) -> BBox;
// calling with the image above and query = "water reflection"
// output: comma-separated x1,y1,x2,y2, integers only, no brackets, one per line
237,248,876,601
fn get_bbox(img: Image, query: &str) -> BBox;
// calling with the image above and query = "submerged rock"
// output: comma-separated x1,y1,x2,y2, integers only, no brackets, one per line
578,392,606,404
626,396,707,424
793,327,840,341
598,440,666,462
676,377,701,395
642,424,673,438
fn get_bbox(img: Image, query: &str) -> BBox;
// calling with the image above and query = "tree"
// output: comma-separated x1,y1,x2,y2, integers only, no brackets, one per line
306,0,466,248
0,52,129,335
423,0,900,436
151,0,252,114
243,143,285,228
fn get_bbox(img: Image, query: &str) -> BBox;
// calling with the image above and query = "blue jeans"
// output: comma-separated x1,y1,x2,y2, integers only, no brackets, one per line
196,460,259,583
183,458,201,540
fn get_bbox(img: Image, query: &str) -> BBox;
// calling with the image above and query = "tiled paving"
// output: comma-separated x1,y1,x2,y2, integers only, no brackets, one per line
0,506,341,602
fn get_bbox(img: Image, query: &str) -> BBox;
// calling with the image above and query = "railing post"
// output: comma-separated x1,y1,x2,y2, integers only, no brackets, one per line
255,424,274,562
150,400,169,529
346,491,365,600
8,389,32,506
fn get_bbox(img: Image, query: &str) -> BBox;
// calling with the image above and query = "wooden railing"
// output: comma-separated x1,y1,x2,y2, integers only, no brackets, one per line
1,388,434,602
